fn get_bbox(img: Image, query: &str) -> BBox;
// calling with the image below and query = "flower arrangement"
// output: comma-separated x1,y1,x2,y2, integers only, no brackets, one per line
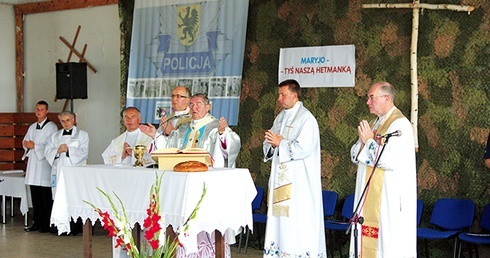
84,174,206,258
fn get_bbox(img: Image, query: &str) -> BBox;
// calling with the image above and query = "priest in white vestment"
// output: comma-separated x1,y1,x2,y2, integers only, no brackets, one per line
349,81,416,258
141,93,240,169
140,93,240,257
23,100,59,232
45,111,89,199
262,79,326,257
156,86,192,137
102,107,154,166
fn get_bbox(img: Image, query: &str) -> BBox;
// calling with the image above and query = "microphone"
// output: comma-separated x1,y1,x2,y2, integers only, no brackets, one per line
381,130,402,138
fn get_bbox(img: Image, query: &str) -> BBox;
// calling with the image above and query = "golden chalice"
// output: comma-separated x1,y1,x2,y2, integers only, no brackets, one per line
133,144,147,167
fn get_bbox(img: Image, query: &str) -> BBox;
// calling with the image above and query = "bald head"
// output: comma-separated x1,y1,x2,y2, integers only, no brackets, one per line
366,82,395,117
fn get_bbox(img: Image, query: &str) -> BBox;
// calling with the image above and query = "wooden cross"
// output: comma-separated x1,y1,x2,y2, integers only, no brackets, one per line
362,1,474,149
58,25,97,73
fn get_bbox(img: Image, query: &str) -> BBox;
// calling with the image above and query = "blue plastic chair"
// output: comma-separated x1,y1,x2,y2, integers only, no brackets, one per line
238,186,266,254
324,193,355,257
321,190,338,257
322,190,339,218
457,203,490,258
417,199,424,226
417,198,476,258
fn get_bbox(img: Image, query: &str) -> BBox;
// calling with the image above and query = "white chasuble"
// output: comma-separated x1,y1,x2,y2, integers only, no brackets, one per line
262,101,326,257
101,128,154,166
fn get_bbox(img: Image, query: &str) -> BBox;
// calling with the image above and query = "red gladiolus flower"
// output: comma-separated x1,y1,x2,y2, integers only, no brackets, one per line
98,211,119,237
149,239,160,249
115,237,125,248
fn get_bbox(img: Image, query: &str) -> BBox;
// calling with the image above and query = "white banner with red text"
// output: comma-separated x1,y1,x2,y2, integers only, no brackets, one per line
278,45,355,87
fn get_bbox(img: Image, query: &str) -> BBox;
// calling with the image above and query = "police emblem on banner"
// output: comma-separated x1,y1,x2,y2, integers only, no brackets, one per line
178,5,200,47
127,0,250,126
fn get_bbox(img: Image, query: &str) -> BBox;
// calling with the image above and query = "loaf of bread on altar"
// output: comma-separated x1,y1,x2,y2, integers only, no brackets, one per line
173,160,209,172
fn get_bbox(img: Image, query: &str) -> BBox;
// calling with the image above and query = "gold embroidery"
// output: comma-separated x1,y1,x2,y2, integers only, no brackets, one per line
192,131,200,148
273,183,292,204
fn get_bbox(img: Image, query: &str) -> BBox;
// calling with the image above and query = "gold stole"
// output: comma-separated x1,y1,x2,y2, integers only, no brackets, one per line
168,112,192,129
175,117,192,129
361,108,405,257
165,112,192,130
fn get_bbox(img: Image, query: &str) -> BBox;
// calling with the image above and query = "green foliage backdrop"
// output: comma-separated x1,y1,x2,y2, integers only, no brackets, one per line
120,0,489,256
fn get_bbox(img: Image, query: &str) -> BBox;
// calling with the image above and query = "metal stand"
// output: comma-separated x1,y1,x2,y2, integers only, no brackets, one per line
346,135,394,257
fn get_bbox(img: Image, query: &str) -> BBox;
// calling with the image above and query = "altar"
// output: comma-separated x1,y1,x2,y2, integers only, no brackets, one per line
50,165,256,258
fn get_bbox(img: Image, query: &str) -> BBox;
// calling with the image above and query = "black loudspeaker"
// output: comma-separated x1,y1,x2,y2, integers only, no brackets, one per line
56,63,88,99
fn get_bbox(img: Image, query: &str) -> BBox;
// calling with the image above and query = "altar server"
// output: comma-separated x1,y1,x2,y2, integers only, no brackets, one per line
23,100,58,233
262,79,326,257
45,111,89,198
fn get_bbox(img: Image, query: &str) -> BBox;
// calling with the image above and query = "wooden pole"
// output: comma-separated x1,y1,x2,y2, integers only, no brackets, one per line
410,0,420,151
14,13,24,112
362,1,474,150
67,25,82,62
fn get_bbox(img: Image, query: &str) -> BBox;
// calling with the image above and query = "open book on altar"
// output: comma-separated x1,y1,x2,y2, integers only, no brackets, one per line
150,148,213,171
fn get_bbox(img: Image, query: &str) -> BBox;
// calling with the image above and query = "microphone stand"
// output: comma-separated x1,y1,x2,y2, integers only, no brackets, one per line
346,134,393,258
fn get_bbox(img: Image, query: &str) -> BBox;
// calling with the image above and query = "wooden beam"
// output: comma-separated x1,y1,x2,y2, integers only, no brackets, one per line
15,14,24,112
362,3,474,12
13,0,118,112
59,36,98,73
14,0,118,15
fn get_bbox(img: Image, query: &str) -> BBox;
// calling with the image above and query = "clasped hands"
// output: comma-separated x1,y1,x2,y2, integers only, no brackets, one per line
57,144,68,154
121,142,132,160
358,120,375,144
22,140,35,149
264,130,283,148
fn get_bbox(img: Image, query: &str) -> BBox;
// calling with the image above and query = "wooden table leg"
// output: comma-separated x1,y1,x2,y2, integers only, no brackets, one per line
133,223,141,251
83,218,93,258
215,230,224,258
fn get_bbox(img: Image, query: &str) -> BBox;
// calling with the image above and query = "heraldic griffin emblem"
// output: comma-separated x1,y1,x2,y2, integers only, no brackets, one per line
178,5,200,46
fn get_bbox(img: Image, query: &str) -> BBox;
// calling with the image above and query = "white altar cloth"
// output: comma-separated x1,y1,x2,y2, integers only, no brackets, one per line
50,165,256,252
0,170,32,224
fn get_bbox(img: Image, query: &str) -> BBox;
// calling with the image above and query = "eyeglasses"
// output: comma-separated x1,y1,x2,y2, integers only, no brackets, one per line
171,94,189,99
366,94,388,101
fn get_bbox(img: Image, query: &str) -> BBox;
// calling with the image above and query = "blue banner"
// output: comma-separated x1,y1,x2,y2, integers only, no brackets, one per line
126,0,249,125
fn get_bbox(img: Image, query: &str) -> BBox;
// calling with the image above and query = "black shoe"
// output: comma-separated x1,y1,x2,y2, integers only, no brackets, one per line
24,225,39,232
50,226,58,235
